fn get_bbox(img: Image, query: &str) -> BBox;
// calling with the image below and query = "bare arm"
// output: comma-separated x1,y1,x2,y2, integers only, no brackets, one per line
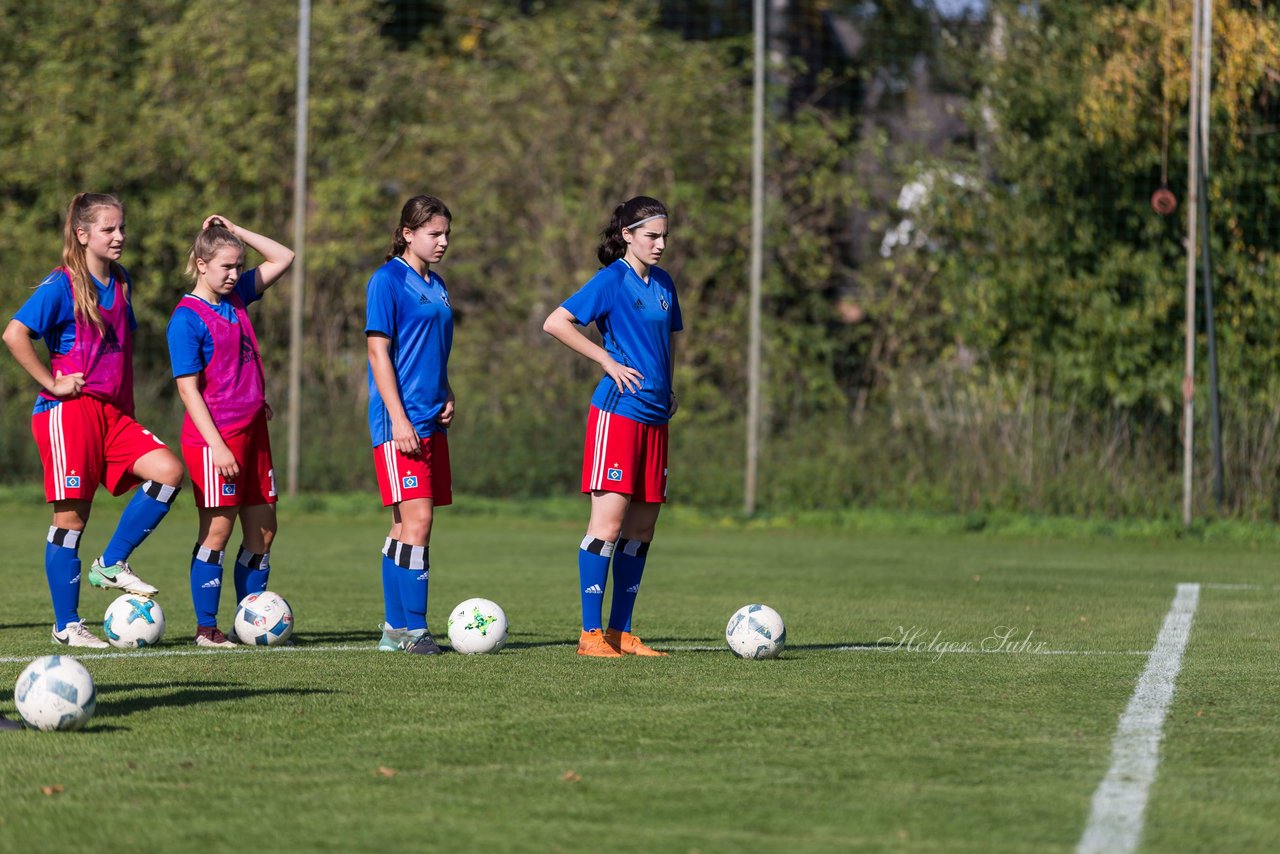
175,374,240,478
203,215,295,293
542,307,643,394
3,319,83,398
367,333,420,454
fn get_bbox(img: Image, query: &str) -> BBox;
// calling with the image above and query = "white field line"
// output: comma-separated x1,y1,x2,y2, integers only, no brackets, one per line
0,641,1150,664
1077,583,1201,854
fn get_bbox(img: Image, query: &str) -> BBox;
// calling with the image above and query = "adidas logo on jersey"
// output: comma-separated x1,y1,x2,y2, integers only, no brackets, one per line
419,294,431,304
583,584,604,595
633,298,645,309
201,578,222,589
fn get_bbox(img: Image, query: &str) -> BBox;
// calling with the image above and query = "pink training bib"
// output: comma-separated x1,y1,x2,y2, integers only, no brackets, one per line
42,267,134,414
173,293,266,446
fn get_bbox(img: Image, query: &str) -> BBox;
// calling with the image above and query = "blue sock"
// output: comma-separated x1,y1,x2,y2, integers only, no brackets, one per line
381,538,405,628
233,547,270,604
393,542,429,631
578,536,614,632
190,545,224,628
608,539,650,633
101,481,180,566
45,527,82,630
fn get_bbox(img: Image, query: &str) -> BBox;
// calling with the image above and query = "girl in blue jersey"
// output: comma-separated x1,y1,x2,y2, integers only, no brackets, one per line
366,195,456,655
543,196,681,657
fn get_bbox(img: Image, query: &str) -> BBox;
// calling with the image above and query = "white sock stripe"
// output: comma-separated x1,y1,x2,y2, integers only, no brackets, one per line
382,536,393,557
193,545,224,564
1077,583,1200,854
47,526,81,549
142,479,179,503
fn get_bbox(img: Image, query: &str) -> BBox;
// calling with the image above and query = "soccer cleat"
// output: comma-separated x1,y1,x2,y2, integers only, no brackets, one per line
88,558,158,597
604,628,668,657
404,629,443,655
51,620,109,649
194,626,238,648
378,623,410,652
577,628,623,658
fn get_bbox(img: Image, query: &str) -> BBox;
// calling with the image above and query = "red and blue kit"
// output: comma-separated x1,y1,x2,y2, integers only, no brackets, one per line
16,267,165,502
167,271,275,508
365,256,454,506
560,259,682,500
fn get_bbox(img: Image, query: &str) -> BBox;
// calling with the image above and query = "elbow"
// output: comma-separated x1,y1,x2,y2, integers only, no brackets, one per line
282,249,297,269
2,323,24,352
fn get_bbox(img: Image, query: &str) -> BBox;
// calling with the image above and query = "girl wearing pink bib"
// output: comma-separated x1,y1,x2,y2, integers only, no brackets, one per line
3,193,186,648
167,216,294,647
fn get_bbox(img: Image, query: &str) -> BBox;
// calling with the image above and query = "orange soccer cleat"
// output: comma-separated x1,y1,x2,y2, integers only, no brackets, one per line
577,628,624,658
604,628,668,657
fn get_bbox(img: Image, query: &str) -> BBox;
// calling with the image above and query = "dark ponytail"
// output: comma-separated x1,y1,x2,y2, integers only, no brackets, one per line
596,196,668,266
387,195,452,261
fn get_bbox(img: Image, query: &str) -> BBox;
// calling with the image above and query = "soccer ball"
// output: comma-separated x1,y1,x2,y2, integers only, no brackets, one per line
725,604,786,659
14,655,97,731
447,598,508,654
103,594,166,648
234,591,294,646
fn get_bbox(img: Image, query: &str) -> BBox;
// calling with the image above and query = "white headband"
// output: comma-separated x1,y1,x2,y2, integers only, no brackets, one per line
625,214,667,231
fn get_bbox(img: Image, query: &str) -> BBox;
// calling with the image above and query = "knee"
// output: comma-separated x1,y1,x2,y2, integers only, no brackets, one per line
155,453,185,488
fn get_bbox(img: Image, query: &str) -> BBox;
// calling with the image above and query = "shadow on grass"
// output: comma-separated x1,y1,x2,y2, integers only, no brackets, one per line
94,680,335,718
287,630,382,645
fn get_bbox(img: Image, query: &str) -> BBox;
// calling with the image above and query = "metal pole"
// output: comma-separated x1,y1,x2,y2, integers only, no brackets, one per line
745,0,765,516
1198,0,1223,509
286,0,310,497
1182,0,1201,526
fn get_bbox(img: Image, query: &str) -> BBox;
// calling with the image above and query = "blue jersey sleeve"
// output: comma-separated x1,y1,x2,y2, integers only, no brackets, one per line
561,269,613,326
13,270,75,354
235,269,260,306
365,270,397,337
166,307,212,378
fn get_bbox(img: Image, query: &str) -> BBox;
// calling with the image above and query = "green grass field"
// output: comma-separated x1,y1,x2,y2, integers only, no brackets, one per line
1,493,1278,852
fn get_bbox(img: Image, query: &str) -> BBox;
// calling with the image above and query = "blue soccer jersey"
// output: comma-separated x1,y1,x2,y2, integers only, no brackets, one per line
365,256,454,446
13,267,137,414
166,270,260,377
561,259,682,425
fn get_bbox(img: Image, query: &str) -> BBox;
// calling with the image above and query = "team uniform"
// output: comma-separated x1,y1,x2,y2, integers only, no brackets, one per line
365,256,454,507
366,254,454,653
13,266,180,642
17,267,166,501
166,270,276,509
561,258,683,501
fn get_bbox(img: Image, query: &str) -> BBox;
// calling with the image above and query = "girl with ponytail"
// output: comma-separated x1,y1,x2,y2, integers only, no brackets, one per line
167,215,295,647
543,195,682,658
3,194,185,647
366,195,457,655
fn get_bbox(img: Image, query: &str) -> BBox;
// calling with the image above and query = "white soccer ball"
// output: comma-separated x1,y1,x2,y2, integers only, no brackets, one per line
725,603,786,659
447,598,508,654
103,594,166,648
14,655,97,731
234,591,294,646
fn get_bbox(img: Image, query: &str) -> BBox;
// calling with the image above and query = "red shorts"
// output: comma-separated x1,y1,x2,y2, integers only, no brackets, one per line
580,406,669,503
183,413,277,509
373,432,452,507
33,396,169,502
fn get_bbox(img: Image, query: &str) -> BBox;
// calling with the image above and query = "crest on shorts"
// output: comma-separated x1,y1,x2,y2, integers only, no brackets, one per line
65,475,81,488
607,467,623,482
403,475,419,489
222,483,237,496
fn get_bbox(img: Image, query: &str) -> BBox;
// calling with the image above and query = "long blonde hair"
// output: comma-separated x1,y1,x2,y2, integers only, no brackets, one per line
61,193,127,335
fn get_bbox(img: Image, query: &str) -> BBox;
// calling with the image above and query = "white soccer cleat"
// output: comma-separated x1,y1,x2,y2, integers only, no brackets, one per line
88,558,159,597
52,620,109,649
